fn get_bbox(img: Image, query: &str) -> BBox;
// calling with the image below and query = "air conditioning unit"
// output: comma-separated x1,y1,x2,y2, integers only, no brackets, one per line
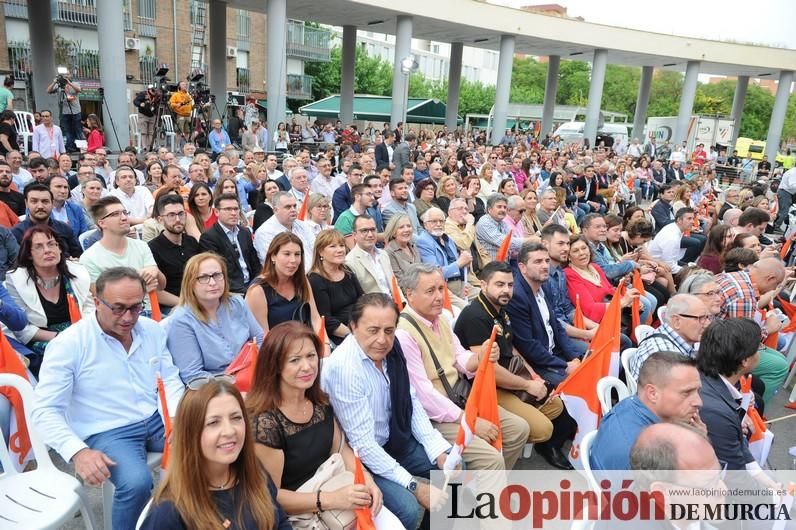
124,37,140,51
226,46,238,58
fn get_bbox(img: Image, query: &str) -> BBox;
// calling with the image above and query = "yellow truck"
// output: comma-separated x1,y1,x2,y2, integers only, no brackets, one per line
734,137,767,161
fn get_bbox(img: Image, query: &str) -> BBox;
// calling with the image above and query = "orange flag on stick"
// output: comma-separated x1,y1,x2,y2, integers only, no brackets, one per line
776,295,796,333
67,293,82,324
317,316,327,355
442,282,453,313
781,237,793,261
149,291,162,322
353,449,377,530
557,283,623,469
762,308,780,349
0,329,32,470
574,294,586,331
444,326,502,475
495,232,512,262
226,340,259,393
390,275,404,310
156,375,172,470
296,197,308,221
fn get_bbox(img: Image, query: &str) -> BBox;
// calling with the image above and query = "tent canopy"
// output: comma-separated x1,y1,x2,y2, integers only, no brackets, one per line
299,94,459,124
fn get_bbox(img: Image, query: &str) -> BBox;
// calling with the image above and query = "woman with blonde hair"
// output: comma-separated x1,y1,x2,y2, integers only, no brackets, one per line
245,232,323,334
141,379,290,530
384,214,421,284
167,252,263,383
304,193,333,236
435,173,458,214
478,162,499,199
308,229,363,345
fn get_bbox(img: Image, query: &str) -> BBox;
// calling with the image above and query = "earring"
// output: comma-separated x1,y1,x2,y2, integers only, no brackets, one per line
320,256,324,261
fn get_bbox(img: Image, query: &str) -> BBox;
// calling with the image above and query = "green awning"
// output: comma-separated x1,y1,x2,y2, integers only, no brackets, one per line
299,94,460,124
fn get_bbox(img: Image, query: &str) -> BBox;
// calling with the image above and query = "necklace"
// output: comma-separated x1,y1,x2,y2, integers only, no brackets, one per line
36,275,60,289
209,469,232,490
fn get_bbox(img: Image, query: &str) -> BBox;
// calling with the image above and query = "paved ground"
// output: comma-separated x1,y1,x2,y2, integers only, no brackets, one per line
56,383,796,529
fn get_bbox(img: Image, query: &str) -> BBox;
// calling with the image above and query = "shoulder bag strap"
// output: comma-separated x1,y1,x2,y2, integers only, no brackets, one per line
399,312,457,401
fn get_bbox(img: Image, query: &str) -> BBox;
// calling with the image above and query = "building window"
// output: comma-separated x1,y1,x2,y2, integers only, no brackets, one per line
137,0,155,20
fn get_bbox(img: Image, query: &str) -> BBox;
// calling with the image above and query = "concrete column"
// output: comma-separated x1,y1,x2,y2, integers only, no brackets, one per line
632,66,654,140
208,0,228,121
673,60,700,147
390,15,413,128
27,0,57,112
765,70,794,162
339,25,356,124
266,0,287,150
445,42,463,131
491,35,515,146
583,49,607,148
541,55,560,139
96,0,130,151
729,75,749,149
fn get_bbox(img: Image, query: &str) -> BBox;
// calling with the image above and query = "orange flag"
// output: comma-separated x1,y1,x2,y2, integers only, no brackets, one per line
0,329,32,470
390,275,404,310
574,294,586,331
781,237,793,261
557,283,623,468
353,449,377,530
225,340,259,393
67,293,82,324
317,316,327,355
156,375,172,470
630,269,650,341
776,296,796,333
296,197,308,221
495,232,512,262
762,308,780,349
149,291,162,322
442,282,453,313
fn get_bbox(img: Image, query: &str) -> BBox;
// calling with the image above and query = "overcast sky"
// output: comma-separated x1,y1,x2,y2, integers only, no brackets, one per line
488,0,796,50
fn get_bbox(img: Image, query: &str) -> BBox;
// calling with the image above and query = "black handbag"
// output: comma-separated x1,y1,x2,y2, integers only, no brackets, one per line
507,354,554,406
400,313,471,408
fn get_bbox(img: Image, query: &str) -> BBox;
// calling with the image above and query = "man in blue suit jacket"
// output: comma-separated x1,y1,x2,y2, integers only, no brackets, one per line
415,207,471,302
505,241,581,385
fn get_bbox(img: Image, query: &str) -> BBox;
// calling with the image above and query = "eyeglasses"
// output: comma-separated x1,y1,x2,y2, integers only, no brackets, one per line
677,313,712,324
357,227,377,234
425,218,445,225
196,272,224,285
218,207,240,213
161,211,186,221
314,204,331,209
31,240,60,252
186,374,235,391
694,289,721,297
101,209,130,220
97,297,144,317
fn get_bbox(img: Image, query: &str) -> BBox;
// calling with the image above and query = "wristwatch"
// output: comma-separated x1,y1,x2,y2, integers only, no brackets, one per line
406,479,418,493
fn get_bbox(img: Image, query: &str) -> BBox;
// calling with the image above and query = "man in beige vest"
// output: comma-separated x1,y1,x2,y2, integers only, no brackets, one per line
394,262,530,471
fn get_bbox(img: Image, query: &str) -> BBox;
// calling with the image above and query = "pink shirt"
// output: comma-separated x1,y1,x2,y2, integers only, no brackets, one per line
503,214,526,239
396,309,476,423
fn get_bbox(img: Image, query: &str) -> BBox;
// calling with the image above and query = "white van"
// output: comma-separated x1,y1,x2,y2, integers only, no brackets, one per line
552,121,629,147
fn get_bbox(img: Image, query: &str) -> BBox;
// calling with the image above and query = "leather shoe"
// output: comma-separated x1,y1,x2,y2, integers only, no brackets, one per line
536,444,574,470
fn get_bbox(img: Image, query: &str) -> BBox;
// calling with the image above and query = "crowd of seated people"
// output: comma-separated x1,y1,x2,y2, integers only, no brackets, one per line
0,127,789,529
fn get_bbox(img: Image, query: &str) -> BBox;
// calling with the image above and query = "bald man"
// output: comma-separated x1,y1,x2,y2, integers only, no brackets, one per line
723,208,742,228
630,294,710,380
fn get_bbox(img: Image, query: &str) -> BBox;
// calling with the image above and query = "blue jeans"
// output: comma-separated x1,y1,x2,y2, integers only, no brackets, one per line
640,181,657,202
85,412,164,530
680,234,706,264
639,292,656,326
371,437,437,530
60,112,83,152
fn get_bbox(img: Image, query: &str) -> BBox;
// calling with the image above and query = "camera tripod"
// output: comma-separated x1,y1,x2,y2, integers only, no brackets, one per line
97,87,122,152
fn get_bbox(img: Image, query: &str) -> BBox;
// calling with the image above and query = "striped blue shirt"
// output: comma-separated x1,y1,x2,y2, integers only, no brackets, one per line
321,335,450,487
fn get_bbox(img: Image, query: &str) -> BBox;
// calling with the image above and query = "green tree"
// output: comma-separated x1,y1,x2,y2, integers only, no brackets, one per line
556,60,590,106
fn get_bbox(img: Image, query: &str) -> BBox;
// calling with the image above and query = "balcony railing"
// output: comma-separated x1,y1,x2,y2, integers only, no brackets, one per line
236,67,250,94
3,0,28,19
286,21,331,62
139,56,159,84
8,41,101,82
8,42,31,81
53,0,97,26
123,0,133,31
286,74,313,100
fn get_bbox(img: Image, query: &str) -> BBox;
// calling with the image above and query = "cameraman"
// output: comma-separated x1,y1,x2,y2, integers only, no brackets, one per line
134,85,159,149
168,81,194,145
47,71,82,153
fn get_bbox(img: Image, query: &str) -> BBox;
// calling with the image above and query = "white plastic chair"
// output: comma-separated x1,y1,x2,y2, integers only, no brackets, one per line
13,111,34,156
579,430,599,494
657,306,667,323
621,347,638,394
596,376,630,415
634,324,655,342
0,373,96,529
129,114,142,153
161,115,176,153
78,228,98,251
101,452,162,530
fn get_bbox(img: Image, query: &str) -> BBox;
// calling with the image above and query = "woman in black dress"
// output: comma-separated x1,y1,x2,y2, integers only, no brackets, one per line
308,229,363,346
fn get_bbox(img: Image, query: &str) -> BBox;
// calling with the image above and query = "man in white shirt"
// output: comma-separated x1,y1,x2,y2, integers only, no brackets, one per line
109,165,154,225
6,150,31,189
310,156,344,198
775,166,796,231
108,151,145,187
265,153,283,181
253,191,315,268
31,109,66,159
648,206,695,274
32,267,184,530
289,166,311,208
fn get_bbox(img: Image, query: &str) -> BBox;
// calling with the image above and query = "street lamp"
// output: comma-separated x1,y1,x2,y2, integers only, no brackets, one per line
399,55,418,126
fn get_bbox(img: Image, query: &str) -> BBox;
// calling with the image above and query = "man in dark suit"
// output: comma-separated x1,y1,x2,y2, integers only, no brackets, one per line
391,132,415,179
650,183,675,232
274,168,292,192
665,160,685,183
572,165,605,213
374,131,394,170
505,241,581,386
199,193,260,294
697,318,763,471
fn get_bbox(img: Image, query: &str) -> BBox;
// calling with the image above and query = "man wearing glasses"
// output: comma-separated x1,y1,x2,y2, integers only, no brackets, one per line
253,191,315,270
629,294,710,381
11,182,82,257
199,193,259,294
80,196,165,315
416,207,471,305
32,267,185,530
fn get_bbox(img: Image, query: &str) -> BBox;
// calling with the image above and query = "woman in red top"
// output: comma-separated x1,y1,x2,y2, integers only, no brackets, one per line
84,113,104,153
564,236,638,322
